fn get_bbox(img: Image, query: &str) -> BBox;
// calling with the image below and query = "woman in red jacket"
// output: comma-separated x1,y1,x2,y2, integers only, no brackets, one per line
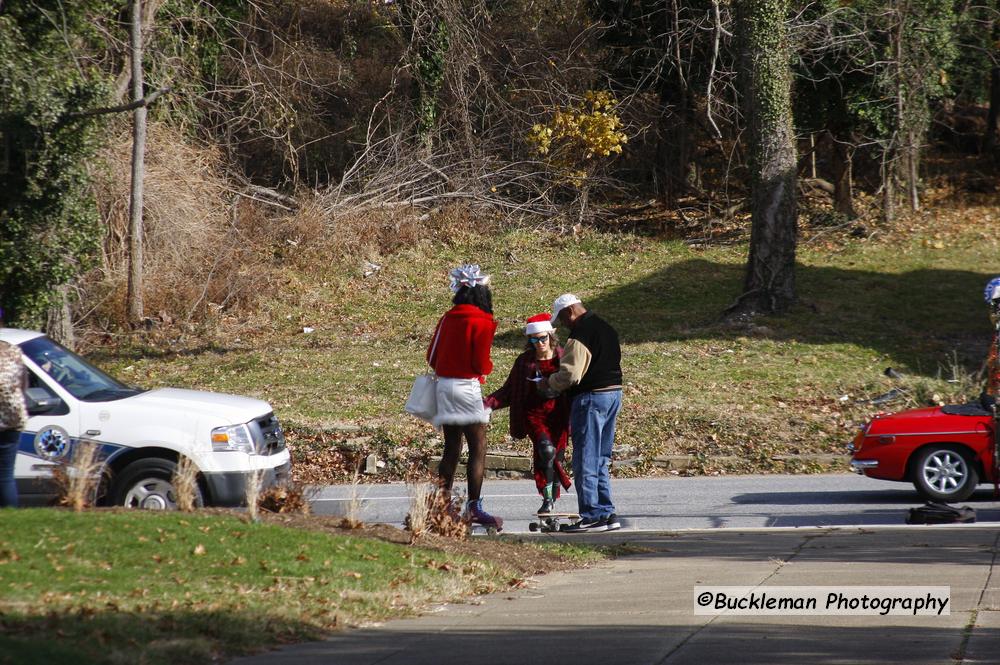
485,314,571,516
427,264,501,530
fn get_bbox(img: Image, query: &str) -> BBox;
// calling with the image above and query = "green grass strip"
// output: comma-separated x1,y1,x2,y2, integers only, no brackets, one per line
0,510,512,665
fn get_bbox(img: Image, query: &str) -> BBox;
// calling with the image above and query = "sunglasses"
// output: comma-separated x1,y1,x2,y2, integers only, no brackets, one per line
528,336,549,344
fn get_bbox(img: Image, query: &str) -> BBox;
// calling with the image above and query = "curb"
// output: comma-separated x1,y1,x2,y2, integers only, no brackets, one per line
427,452,848,478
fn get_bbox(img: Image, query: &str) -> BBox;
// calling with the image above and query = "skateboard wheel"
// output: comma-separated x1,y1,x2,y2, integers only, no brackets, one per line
529,522,539,532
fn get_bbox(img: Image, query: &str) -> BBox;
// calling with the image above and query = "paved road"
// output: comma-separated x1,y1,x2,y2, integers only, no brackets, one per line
310,473,1000,531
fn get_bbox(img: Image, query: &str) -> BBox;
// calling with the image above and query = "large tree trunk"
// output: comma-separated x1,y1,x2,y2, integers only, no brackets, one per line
45,284,75,350
728,0,798,317
126,0,146,326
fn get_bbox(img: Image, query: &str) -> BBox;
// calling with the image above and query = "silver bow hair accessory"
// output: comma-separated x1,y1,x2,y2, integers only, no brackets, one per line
449,264,491,293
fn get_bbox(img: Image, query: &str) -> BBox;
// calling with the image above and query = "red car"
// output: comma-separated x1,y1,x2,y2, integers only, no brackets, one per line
849,403,997,501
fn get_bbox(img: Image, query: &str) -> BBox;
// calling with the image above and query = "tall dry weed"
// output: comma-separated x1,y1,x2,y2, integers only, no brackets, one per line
244,469,264,522
172,456,200,512
55,442,102,512
404,480,433,541
339,468,365,529
404,481,467,541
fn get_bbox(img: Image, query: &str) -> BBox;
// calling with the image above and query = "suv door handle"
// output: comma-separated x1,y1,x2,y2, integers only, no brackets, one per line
85,429,101,436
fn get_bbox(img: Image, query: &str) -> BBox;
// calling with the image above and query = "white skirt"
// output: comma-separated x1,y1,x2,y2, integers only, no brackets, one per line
433,377,490,427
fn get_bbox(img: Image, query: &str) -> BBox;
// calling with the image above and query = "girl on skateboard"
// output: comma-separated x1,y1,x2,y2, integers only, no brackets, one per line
485,313,571,516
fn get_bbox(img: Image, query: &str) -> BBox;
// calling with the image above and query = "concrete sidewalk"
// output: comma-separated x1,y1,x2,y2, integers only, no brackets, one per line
230,527,1000,665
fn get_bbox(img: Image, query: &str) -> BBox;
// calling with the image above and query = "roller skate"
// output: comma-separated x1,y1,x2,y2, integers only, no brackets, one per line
466,499,503,535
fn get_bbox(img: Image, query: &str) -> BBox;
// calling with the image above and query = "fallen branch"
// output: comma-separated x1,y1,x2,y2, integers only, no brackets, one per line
245,184,300,209
802,177,835,195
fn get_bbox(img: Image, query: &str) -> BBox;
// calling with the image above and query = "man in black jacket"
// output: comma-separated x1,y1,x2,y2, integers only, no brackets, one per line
542,294,622,532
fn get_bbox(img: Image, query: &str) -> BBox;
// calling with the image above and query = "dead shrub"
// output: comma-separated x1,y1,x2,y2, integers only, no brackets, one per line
54,442,102,512
404,480,433,541
172,456,200,512
84,123,279,329
322,203,493,262
339,468,365,529
405,483,467,541
258,482,313,515
244,469,264,522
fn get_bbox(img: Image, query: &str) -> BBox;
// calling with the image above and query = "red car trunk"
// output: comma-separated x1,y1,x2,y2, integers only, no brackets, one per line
850,406,996,501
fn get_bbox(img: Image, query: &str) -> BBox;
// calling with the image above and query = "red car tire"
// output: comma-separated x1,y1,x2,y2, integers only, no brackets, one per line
911,445,979,502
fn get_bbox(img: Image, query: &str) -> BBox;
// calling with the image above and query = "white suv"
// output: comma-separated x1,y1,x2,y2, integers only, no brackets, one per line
2,328,291,508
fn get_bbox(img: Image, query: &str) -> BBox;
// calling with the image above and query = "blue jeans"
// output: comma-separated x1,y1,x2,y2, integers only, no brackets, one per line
0,429,19,508
570,390,621,521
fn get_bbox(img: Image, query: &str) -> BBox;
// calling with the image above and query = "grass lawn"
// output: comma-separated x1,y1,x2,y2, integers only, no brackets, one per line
0,509,597,665
86,196,1000,480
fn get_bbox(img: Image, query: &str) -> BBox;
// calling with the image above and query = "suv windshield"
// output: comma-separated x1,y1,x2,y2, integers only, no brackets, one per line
20,337,143,402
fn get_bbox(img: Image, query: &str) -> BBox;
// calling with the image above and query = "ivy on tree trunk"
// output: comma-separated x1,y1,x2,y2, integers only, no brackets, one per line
729,0,798,317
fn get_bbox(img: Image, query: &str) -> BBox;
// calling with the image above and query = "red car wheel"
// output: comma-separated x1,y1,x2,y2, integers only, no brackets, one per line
911,445,979,502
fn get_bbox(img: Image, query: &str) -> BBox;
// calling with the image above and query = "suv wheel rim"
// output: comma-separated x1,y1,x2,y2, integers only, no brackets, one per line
124,478,177,510
923,451,967,494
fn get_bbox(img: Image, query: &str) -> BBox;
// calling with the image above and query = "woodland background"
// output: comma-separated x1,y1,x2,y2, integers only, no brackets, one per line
1,0,999,478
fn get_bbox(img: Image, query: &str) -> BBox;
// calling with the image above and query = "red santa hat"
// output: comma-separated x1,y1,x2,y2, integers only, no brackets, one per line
525,313,555,336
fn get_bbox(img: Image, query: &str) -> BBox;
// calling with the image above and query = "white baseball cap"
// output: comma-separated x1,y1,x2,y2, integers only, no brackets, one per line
550,293,582,324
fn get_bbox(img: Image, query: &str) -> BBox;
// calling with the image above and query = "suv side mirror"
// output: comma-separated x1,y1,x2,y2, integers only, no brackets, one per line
25,386,62,415
979,391,996,411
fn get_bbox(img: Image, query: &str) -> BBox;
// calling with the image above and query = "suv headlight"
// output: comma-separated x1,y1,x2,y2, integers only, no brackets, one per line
211,424,255,453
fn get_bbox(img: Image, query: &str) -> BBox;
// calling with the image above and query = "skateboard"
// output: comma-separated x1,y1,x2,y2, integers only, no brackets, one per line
529,512,580,533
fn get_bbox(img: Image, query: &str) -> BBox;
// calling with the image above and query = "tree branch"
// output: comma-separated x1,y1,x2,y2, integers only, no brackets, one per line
66,86,171,121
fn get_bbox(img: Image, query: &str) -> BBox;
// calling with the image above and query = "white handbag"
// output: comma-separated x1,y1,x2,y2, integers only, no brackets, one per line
405,373,438,422
405,323,442,422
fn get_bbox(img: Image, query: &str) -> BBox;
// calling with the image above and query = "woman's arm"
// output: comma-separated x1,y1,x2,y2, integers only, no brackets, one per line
484,353,524,410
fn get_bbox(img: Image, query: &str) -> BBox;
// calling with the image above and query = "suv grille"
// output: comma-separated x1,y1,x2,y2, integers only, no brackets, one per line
254,413,286,455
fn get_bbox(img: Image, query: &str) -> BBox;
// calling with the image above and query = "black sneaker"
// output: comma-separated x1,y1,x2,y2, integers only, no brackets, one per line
537,499,554,516
604,513,621,531
562,517,607,533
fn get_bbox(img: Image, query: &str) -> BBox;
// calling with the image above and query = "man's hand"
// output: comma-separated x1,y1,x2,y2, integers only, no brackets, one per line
537,377,559,399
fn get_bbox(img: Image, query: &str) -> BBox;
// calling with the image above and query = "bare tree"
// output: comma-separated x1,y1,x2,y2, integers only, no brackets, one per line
728,0,798,317
126,0,147,326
